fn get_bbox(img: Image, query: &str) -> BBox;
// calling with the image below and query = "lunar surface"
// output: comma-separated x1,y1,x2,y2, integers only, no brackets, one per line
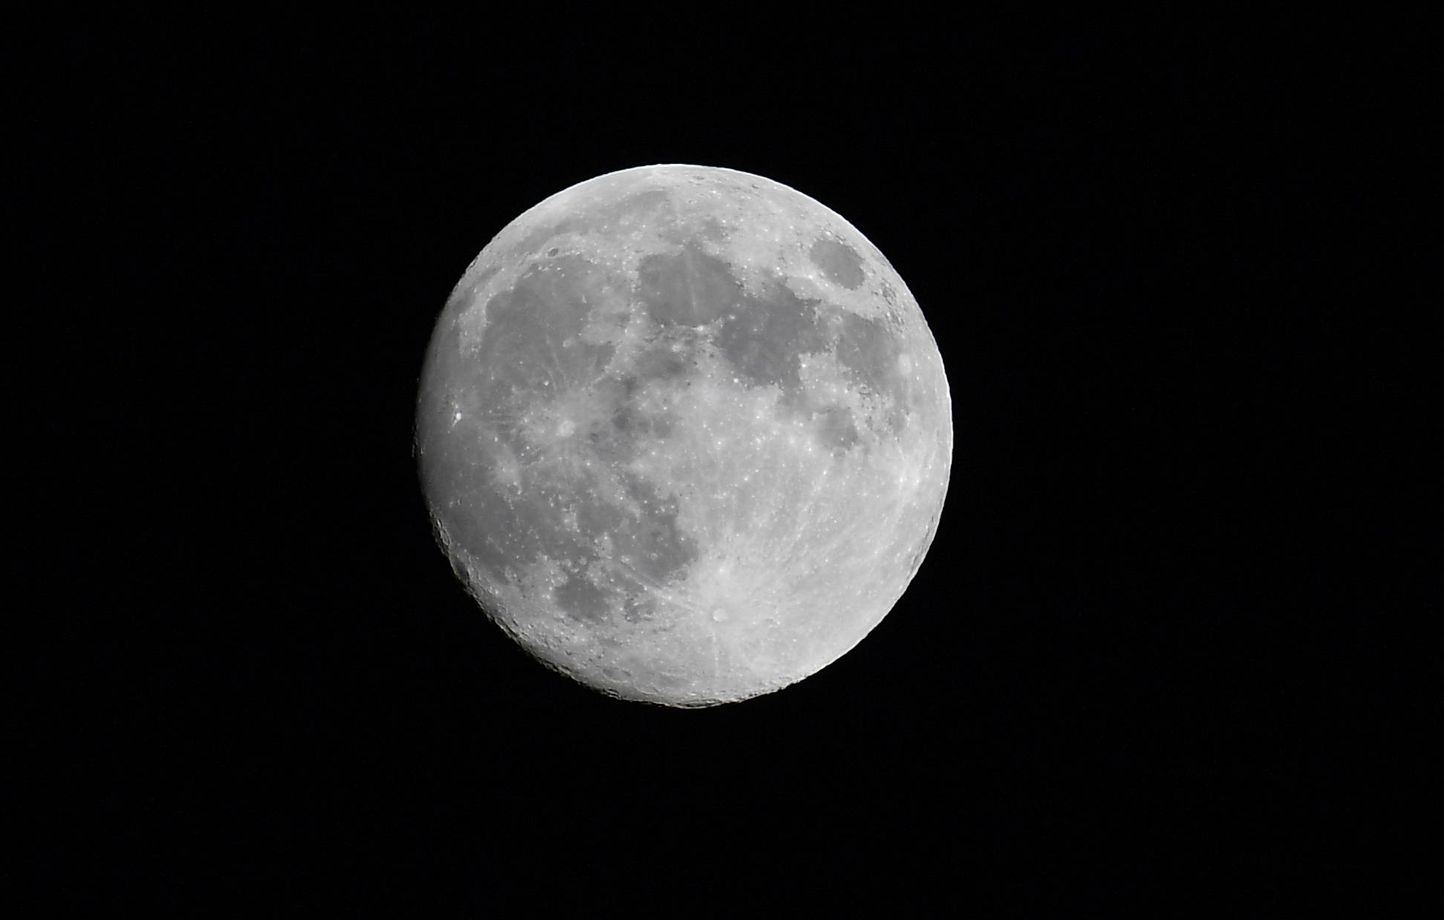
415,165,951,706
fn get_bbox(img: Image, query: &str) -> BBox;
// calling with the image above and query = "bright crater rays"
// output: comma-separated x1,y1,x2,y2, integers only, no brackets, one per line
416,165,951,706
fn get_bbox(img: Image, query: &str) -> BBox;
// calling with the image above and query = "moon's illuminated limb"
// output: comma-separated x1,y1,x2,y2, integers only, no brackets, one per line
416,165,951,706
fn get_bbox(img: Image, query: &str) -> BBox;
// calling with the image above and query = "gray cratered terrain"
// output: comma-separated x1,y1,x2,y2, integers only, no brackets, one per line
416,165,951,706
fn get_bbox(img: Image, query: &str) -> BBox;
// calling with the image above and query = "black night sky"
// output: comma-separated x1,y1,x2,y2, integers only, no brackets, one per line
22,9,1424,914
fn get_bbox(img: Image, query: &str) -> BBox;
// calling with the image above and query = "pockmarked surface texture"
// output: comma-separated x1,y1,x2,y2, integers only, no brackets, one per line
416,165,951,706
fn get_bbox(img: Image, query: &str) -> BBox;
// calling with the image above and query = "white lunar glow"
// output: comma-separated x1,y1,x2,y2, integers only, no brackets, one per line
415,165,951,706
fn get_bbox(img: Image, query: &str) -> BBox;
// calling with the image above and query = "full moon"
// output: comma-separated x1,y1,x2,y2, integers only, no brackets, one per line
416,165,951,706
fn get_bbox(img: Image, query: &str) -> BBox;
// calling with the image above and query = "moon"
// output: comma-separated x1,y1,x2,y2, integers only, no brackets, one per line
416,164,951,706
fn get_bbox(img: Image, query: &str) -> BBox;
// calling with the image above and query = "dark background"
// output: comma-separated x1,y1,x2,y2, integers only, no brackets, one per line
21,9,1426,914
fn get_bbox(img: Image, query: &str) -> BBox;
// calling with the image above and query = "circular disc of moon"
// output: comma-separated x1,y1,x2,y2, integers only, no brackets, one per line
416,164,951,706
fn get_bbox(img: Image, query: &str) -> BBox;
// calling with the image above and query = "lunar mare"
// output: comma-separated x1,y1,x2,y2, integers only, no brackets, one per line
416,165,951,706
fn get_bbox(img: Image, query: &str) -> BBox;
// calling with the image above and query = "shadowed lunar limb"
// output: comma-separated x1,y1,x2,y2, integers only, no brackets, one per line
417,164,951,706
